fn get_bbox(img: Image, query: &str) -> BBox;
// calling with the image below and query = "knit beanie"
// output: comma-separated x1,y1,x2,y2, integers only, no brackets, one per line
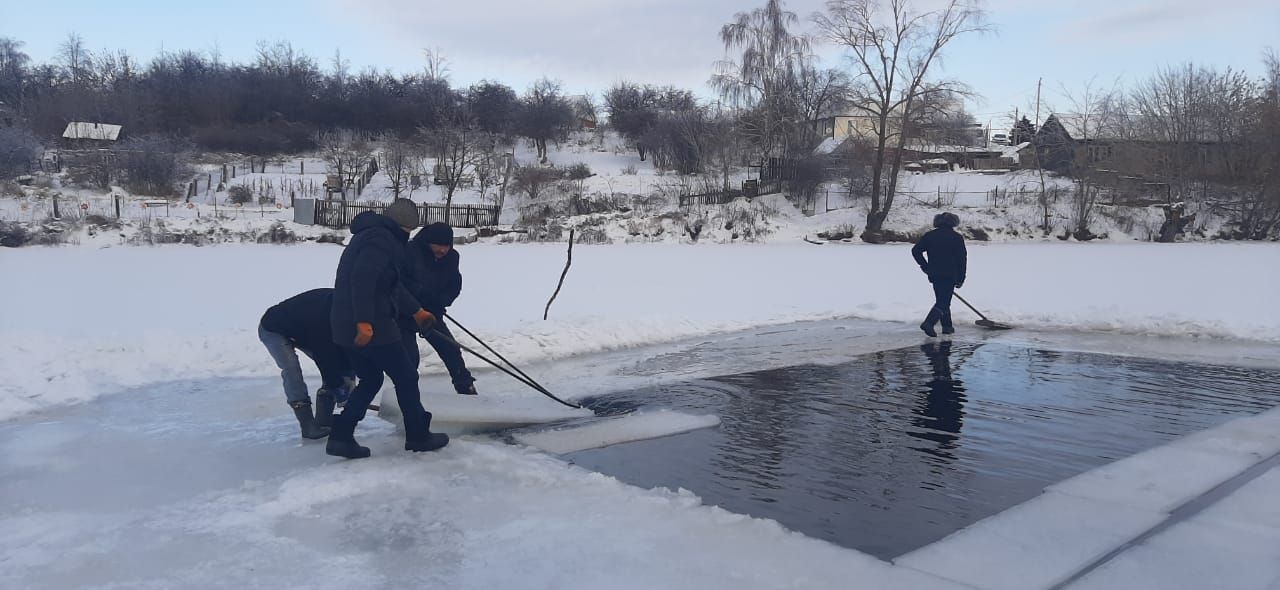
423,222,453,246
384,198,420,230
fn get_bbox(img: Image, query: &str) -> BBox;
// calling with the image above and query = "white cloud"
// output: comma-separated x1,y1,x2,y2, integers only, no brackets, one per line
326,0,828,93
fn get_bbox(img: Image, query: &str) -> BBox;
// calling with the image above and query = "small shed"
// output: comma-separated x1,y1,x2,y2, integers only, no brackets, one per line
62,122,122,143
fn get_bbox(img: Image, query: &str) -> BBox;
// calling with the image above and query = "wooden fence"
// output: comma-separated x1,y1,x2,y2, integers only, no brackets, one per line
312,199,499,229
677,179,782,209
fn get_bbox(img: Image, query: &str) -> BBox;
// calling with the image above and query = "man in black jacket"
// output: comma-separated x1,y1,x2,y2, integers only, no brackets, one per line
911,212,967,337
328,199,449,459
402,222,477,395
258,288,355,439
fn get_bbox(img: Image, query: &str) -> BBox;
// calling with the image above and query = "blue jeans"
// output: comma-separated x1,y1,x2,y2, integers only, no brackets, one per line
259,324,355,405
259,324,309,405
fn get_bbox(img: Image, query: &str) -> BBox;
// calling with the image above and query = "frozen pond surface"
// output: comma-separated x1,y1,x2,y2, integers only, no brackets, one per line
3,319,1279,588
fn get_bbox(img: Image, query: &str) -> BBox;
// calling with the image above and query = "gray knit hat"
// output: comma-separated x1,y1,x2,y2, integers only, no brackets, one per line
384,198,420,230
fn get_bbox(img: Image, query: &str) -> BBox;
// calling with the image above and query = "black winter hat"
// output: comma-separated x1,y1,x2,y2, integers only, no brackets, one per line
933,212,960,228
423,222,454,245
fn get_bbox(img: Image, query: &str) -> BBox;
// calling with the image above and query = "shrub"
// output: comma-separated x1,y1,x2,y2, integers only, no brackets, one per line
227,185,254,204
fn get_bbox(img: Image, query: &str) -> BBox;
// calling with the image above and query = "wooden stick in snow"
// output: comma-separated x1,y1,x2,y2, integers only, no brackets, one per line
543,229,575,321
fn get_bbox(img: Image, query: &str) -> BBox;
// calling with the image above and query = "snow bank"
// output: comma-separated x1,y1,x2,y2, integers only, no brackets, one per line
1,241,1276,421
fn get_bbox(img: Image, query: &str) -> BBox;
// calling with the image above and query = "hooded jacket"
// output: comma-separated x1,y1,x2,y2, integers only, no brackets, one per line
331,211,423,347
404,230,463,318
260,288,352,386
911,227,967,285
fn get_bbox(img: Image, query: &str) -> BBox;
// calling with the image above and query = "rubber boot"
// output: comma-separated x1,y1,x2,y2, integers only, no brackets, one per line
940,309,955,335
314,391,336,429
404,410,450,453
290,401,330,440
325,415,370,459
920,308,941,338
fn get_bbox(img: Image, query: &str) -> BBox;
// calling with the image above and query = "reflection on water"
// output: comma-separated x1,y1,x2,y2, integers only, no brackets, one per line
570,343,1280,560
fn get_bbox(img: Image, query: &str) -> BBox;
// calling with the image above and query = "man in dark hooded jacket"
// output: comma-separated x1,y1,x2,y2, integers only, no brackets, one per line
258,288,355,439
911,212,967,337
327,199,449,459
400,222,477,395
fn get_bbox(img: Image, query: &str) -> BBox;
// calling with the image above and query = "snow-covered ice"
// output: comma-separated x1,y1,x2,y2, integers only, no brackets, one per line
1,241,1277,421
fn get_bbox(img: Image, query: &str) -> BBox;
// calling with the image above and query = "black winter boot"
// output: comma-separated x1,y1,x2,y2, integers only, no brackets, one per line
325,416,370,459
405,433,450,452
290,401,330,439
920,308,942,337
314,391,336,429
456,382,478,396
940,309,955,335
404,410,450,452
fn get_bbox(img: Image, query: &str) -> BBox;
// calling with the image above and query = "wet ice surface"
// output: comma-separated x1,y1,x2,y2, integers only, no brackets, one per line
4,320,1280,589
569,340,1280,560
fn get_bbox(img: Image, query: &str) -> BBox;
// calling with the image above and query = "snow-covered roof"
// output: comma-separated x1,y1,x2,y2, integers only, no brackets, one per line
922,158,950,165
813,137,842,155
1050,113,1121,141
62,122,122,141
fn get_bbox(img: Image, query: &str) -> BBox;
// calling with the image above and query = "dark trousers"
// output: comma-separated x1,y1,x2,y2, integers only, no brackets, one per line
332,342,432,441
402,322,475,393
927,280,956,330
425,322,475,391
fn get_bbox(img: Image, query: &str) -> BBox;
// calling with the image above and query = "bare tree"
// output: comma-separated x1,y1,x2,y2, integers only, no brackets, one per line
815,0,988,240
426,124,487,211
321,130,374,197
0,38,30,111
1059,79,1118,239
517,79,575,163
379,135,419,200
711,0,813,159
422,47,450,82
58,33,91,86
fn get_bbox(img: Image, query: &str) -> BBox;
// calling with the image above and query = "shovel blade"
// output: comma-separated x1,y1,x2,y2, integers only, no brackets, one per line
975,319,1013,330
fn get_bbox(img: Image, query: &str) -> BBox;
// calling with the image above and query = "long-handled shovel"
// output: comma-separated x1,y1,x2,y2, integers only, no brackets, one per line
954,292,1013,330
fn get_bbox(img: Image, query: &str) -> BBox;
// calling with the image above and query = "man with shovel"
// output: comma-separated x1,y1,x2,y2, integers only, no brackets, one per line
912,212,967,337
401,222,478,395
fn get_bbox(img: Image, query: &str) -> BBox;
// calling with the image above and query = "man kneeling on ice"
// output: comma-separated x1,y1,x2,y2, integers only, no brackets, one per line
259,288,356,439
327,198,449,459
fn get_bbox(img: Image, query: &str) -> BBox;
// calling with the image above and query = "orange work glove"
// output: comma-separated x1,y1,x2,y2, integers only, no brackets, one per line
354,322,374,347
413,309,437,330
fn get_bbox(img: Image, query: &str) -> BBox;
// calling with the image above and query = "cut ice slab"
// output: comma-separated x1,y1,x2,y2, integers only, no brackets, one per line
377,391,592,434
514,409,722,454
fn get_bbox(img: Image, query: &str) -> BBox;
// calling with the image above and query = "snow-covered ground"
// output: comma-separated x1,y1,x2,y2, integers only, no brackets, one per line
1,241,1276,423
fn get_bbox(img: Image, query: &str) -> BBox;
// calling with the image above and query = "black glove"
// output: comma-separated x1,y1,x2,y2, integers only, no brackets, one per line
955,282,964,289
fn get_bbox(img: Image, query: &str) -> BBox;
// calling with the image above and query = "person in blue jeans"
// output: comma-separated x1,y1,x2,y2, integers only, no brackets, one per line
259,288,355,439
327,200,450,459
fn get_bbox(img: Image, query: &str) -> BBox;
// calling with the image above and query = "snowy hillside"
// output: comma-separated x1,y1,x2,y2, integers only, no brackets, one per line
1,132,1244,247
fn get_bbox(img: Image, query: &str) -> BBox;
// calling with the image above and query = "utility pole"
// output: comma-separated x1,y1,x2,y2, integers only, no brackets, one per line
1033,77,1050,232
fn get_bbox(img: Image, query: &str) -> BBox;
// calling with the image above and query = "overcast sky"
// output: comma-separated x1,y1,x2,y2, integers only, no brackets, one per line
3,0,1277,128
